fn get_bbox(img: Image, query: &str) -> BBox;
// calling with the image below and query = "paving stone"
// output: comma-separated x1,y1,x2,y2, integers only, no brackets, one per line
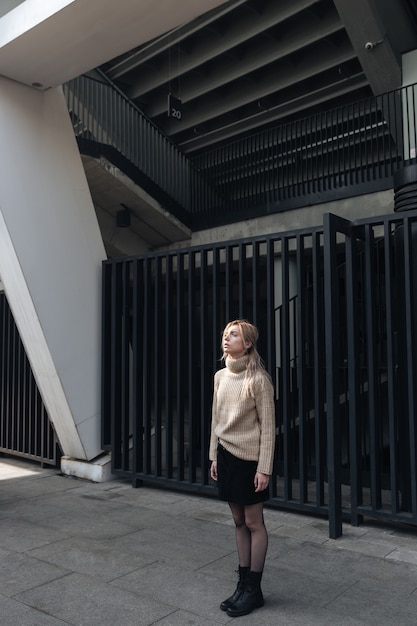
14,572,174,626
28,536,156,582
3,456,417,626
111,561,231,623
0,548,69,597
152,608,226,625
0,593,67,625
0,517,68,552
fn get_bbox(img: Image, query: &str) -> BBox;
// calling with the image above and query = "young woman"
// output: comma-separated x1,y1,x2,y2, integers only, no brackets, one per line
209,319,276,618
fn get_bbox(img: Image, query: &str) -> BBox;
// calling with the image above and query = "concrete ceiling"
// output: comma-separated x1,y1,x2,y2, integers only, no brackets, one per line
1,0,416,256
98,0,417,153
0,0,229,90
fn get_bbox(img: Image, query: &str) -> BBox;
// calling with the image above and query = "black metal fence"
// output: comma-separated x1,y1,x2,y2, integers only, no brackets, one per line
324,211,417,536
102,209,417,536
65,75,417,229
0,293,59,466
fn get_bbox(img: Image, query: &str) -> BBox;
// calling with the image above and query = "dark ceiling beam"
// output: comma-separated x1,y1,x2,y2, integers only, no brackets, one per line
126,0,322,100
105,0,248,80
145,7,343,117
179,74,369,152
332,0,402,94
160,40,356,135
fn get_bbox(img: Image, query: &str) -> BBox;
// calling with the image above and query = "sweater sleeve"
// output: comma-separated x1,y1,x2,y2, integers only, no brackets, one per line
253,374,276,475
209,372,220,461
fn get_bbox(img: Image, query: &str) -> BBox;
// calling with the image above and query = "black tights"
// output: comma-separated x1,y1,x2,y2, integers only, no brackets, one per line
228,502,268,573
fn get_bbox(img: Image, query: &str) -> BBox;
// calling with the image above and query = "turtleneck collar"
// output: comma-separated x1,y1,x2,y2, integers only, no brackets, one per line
226,354,248,373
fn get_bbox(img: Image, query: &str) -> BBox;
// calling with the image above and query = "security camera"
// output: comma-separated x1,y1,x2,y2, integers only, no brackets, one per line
365,42,374,50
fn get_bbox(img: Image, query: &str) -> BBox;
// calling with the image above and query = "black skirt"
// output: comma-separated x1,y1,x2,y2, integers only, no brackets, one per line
216,443,270,505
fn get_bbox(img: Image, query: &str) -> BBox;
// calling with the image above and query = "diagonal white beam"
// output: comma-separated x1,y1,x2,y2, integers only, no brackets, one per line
0,76,107,460
0,210,86,459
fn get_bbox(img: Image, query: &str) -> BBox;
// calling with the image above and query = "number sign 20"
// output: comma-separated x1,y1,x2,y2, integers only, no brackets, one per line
168,94,183,121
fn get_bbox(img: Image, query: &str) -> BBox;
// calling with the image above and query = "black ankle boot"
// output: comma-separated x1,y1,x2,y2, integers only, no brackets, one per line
220,566,249,611
226,570,264,617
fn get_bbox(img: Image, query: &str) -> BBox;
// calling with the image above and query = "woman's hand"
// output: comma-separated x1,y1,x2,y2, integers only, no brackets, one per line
254,471,269,492
210,460,218,481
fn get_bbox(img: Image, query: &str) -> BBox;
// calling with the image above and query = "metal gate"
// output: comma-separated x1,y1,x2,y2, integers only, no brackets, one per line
324,211,417,536
102,210,417,537
0,293,60,466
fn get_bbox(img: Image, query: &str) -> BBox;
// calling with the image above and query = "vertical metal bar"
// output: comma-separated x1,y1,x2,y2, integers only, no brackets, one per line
402,217,417,518
154,257,162,476
142,258,152,475
212,247,221,371
188,251,196,483
165,254,174,478
121,261,131,472
8,317,15,450
16,333,21,454
22,346,28,456
177,253,185,481
345,225,363,525
27,354,33,458
296,235,308,503
312,231,325,506
101,262,112,449
238,243,246,319
265,239,275,374
225,245,234,323
251,241,260,329
200,249,210,486
281,236,292,501
323,212,343,538
131,258,142,486
110,262,122,473
364,224,382,511
265,237,277,501
384,221,399,514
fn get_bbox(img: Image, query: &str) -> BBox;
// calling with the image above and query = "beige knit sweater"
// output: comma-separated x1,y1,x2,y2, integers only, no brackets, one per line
209,355,276,475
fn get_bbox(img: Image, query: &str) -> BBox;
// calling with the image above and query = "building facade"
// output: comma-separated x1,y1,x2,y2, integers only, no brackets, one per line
0,0,417,501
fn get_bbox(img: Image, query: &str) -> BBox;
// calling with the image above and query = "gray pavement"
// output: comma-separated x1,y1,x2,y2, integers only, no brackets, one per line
1,457,417,626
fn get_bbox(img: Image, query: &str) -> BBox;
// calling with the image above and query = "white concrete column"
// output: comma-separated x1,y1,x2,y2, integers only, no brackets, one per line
0,76,106,460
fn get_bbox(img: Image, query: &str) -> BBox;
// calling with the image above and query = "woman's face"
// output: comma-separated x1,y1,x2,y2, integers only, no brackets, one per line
222,324,251,359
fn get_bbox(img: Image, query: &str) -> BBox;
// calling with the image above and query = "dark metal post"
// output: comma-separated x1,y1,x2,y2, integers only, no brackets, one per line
324,213,351,538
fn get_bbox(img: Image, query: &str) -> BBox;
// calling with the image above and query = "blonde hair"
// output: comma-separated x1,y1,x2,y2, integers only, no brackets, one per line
221,319,271,397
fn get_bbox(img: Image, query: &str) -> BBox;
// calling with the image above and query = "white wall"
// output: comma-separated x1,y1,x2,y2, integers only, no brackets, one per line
0,1,24,18
0,76,106,460
160,189,394,251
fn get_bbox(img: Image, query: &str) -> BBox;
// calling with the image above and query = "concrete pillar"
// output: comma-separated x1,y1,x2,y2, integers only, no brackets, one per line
0,76,106,461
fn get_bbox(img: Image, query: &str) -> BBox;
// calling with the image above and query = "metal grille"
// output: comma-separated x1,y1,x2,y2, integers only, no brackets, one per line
102,226,329,515
0,293,59,466
103,210,417,536
191,89,408,226
325,211,417,536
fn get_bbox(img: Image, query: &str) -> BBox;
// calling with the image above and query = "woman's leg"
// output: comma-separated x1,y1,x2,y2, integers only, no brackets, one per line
243,502,268,572
226,503,267,617
219,503,251,611
228,502,251,567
